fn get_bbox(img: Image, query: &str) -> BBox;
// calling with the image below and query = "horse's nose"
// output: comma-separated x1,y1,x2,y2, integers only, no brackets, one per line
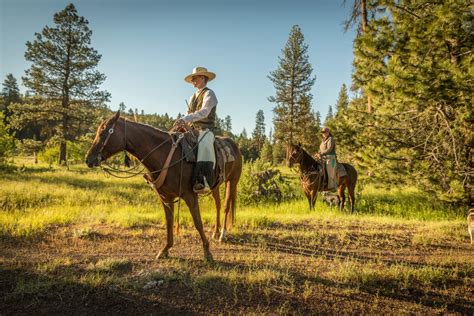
85,156,95,168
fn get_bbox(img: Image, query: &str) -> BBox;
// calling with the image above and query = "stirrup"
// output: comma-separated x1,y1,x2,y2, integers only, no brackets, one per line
193,177,211,194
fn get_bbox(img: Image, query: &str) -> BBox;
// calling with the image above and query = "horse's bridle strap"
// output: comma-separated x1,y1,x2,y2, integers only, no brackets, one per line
98,121,117,158
152,135,184,190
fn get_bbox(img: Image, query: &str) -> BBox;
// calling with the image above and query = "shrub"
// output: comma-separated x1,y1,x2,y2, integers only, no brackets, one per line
238,159,298,205
38,135,96,165
0,111,15,162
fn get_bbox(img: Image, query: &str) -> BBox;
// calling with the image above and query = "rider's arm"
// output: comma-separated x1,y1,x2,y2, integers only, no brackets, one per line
182,90,218,123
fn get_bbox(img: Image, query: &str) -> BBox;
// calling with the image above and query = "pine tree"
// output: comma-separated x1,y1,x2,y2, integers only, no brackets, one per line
1,74,21,117
118,102,126,112
294,95,319,153
237,128,253,161
14,4,110,164
224,115,232,136
251,110,266,153
334,84,349,117
344,0,369,34
0,112,15,162
344,0,374,112
315,111,322,130
324,105,333,125
346,0,473,204
260,138,273,164
269,25,316,146
272,140,286,165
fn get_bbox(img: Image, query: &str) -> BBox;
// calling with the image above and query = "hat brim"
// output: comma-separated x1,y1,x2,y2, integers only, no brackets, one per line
184,71,216,83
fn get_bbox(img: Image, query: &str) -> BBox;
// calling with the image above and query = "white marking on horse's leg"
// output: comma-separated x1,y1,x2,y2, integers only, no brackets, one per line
219,229,227,242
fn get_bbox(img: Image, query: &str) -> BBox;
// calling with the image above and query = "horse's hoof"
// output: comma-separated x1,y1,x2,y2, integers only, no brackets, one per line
156,250,169,260
204,252,214,263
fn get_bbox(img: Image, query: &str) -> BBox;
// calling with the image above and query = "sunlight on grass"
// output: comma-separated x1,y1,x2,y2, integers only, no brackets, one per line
0,164,466,238
326,259,472,291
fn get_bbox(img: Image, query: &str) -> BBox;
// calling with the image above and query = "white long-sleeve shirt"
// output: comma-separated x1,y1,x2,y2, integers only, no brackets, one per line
182,88,218,123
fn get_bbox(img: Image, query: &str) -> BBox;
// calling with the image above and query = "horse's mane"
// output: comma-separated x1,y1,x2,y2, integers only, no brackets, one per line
120,117,169,134
296,146,321,174
298,146,319,167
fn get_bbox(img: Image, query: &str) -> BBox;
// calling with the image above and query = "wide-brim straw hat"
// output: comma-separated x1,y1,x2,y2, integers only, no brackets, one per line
184,67,216,83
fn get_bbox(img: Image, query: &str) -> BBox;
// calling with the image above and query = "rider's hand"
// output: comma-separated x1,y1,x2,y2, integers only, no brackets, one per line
174,119,186,127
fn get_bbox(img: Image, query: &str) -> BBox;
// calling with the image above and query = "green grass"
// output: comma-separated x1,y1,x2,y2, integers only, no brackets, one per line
2,160,471,314
327,259,473,290
0,162,466,239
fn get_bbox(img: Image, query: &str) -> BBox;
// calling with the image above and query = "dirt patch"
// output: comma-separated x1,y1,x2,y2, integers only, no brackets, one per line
1,223,473,314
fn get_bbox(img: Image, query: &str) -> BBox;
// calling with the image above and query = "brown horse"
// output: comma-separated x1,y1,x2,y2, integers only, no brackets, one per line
286,143,357,213
85,112,242,261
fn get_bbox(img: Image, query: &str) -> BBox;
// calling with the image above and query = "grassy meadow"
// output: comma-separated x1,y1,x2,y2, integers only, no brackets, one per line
1,159,473,314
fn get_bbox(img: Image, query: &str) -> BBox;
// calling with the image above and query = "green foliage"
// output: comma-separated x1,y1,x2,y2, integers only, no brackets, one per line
37,144,60,166
338,0,473,204
0,112,15,162
324,105,333,124
334,84,349,117
251,110,266,157
1,74,21,119
260,138,273,164
269,25,318,149
272,140,286,165
223,115,233,137
236,129,253,161
14,3,110,164
238,159,298,205
38,135,94,165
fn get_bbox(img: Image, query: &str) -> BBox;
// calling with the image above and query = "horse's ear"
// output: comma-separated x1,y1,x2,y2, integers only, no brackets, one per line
298,142,301,147
112,110,120,121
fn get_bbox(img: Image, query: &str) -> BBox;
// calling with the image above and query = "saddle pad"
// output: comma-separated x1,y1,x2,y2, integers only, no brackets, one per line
336,163,348,178
215,137,236,163
213,137,236,185
178,131,236,164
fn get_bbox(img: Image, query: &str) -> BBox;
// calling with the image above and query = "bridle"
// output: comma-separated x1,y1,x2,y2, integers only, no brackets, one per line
96,120,118,164
95,118,208,180
288,147,304,166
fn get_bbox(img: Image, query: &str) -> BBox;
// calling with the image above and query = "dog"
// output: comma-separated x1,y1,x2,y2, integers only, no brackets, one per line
468,209,474,244
321,191,340,208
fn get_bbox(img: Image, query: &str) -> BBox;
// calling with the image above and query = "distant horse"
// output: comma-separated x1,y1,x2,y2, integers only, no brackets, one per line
286,143,357,212
85,112,242,261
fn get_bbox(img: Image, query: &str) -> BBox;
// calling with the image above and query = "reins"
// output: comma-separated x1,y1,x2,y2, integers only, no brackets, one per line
95,118,213,240
291,147,323,190
98,119,209,181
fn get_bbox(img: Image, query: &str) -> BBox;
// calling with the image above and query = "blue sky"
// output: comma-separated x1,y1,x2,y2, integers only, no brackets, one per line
0,0,355,135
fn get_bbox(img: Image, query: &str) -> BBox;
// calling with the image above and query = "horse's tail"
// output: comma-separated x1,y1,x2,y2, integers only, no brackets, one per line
221,137,243,228
224,179,238,227
343,163,358,189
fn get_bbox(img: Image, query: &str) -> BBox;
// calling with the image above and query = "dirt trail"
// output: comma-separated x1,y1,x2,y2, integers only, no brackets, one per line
1,224,473,315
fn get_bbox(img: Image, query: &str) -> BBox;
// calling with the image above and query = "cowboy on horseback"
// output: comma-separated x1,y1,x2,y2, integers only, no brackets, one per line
316,127,337,190
174,67,218,194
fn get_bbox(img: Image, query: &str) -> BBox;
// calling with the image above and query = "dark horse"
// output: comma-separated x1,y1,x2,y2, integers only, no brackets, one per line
287,143,357,213
85,112,243,261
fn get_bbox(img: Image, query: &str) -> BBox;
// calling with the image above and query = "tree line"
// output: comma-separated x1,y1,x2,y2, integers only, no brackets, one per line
326,0,472,204
0,1,471,204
